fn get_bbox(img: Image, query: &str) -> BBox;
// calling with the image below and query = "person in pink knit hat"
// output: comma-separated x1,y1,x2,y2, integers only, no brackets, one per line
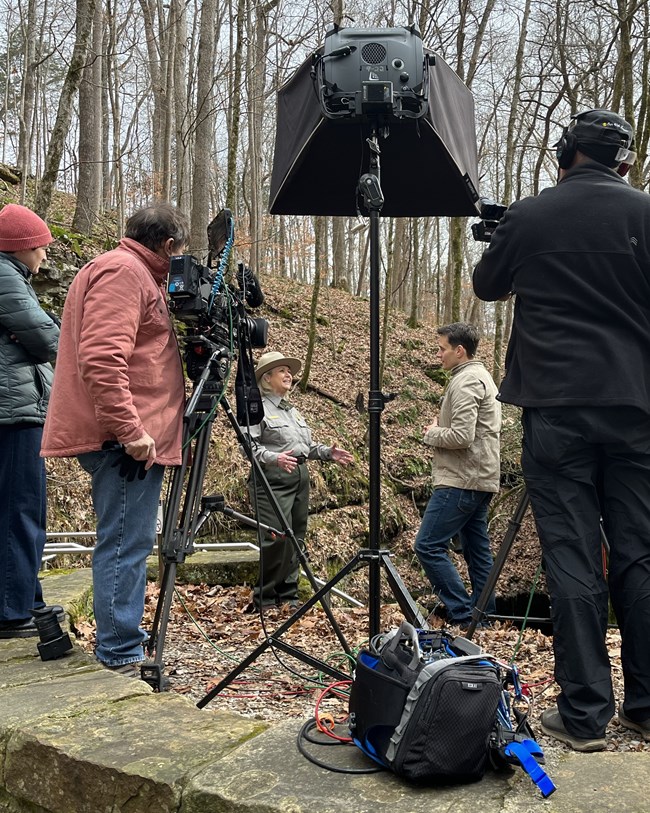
0,204,61,639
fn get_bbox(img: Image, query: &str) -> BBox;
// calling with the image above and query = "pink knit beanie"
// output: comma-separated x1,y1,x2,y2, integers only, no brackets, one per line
0,204,53,252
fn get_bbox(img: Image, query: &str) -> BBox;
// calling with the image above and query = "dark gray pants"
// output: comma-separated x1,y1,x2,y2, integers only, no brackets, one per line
248,463,310,606
522,406,650,738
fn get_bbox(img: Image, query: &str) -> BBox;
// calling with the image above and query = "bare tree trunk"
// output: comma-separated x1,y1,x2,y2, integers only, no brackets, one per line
449,218,464,321
137,0,170,198
17,0,37,203
278,215,287,277
491,0,531,379
300,216,325,392
226,0,245,211
73,0,103,234
247,0,279,273
190,0,217,253
331,216,348,290
356,228,369,297
172,0,190,211
101,19,111,210
34,0,97,219
407,217,419,327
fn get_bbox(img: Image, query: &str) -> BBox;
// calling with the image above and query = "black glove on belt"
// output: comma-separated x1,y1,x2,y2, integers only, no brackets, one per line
102,441,148,481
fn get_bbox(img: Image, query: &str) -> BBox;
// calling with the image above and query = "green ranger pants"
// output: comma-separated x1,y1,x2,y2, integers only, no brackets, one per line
248,463,310,606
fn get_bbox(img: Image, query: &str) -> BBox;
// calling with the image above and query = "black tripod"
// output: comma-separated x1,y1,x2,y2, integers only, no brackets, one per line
144,352,355,693
464,488,611,639
464,490,531,639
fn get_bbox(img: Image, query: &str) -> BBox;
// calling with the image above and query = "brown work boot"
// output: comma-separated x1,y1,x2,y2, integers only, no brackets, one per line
618,705,650,741
540,707,606,752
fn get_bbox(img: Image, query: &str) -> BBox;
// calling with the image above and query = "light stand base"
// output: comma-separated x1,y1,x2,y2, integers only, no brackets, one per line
197,547,428,708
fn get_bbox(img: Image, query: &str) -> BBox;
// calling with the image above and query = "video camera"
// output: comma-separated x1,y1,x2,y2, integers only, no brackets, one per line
471,197,508,243
168,209,268,385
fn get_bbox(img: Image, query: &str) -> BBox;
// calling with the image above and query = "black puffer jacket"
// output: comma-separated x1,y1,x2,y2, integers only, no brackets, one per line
473,161,650,411
0,252,59,425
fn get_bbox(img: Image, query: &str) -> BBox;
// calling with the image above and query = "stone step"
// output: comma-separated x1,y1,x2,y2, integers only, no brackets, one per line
146,547,259,586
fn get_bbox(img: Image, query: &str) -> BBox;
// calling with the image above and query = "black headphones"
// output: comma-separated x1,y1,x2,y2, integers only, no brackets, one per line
555,127,578,169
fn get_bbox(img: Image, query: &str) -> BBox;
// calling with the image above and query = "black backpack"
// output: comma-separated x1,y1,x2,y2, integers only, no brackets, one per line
348,622,555,796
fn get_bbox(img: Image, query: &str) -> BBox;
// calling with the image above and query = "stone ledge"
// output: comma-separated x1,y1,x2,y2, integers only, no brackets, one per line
146,548,259,587
3,571,650,813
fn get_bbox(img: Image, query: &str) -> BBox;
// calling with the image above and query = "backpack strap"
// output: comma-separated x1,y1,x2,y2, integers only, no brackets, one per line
504,740,556,798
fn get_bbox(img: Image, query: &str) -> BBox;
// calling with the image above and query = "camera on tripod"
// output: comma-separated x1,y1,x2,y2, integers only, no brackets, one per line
167,209,268,384
471,197,508,243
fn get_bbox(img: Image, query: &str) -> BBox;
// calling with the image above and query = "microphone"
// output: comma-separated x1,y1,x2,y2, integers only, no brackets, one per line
328,45,355,58
236,262,264,308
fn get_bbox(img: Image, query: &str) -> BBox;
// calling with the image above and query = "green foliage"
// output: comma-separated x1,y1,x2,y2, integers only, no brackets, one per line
320,458,369,505
392,454,430,479
67,587,95,625
401,337,424,351
278,304,297,320
316,314,329,326
391,404,420,427
424,366,449,386
49,224,85,257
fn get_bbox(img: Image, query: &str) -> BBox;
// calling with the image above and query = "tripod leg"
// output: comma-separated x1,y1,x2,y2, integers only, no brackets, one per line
146,400,218,688
197,553,364,707
465,490,530,639
142,559,176,690
380,553,428,628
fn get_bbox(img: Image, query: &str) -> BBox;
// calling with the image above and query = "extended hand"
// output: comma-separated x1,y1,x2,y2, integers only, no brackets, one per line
331,445,354,466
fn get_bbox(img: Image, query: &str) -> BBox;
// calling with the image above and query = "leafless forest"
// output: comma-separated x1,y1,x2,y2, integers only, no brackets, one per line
1,0,648,374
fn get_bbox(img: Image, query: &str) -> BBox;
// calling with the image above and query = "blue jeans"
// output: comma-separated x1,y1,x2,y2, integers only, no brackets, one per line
414,487,495,624
78,449,164,666
0,425,47,623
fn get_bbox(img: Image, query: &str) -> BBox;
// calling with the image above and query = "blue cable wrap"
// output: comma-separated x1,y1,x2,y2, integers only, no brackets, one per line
208,232,234,312
504,740,556,797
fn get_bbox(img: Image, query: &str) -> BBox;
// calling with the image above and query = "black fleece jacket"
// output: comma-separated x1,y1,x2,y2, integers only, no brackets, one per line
473,161,650,411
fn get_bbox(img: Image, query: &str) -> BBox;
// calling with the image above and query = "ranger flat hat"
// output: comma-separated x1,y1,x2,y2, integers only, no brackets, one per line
255,351,301,382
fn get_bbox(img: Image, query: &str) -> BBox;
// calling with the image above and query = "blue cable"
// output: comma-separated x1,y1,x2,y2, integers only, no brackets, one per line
208,231,234,313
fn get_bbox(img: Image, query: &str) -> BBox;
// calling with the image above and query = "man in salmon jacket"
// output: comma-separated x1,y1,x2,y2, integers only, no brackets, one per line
42,203,189,677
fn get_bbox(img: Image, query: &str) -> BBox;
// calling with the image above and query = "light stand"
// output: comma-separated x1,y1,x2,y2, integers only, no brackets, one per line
268,27,482,647
362,129,410,639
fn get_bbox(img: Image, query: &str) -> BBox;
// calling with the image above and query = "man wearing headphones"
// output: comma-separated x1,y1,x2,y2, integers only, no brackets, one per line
473,110,650,752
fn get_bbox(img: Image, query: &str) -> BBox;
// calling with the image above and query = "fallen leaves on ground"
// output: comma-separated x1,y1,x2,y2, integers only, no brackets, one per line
72,582,649,754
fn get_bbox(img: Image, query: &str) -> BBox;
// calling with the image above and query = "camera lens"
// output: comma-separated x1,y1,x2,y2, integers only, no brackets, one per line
32,607,61,641
31,607,73,661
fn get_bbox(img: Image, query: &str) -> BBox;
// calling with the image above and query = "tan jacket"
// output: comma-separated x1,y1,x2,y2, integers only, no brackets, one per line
423,360,501,493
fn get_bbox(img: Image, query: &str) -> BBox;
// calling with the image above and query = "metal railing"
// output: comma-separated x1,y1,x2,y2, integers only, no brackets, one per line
43,533,362,607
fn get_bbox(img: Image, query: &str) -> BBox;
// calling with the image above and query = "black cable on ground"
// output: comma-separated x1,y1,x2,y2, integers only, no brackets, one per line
296,718,383,774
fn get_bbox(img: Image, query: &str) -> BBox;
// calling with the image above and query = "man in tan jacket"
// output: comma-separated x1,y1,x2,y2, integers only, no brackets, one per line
414,323,501,628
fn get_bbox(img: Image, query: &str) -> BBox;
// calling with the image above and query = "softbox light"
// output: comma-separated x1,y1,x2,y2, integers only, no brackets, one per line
269,26,481,218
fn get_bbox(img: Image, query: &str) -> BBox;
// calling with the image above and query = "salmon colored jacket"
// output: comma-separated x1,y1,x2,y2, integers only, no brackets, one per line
41,238,185,465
